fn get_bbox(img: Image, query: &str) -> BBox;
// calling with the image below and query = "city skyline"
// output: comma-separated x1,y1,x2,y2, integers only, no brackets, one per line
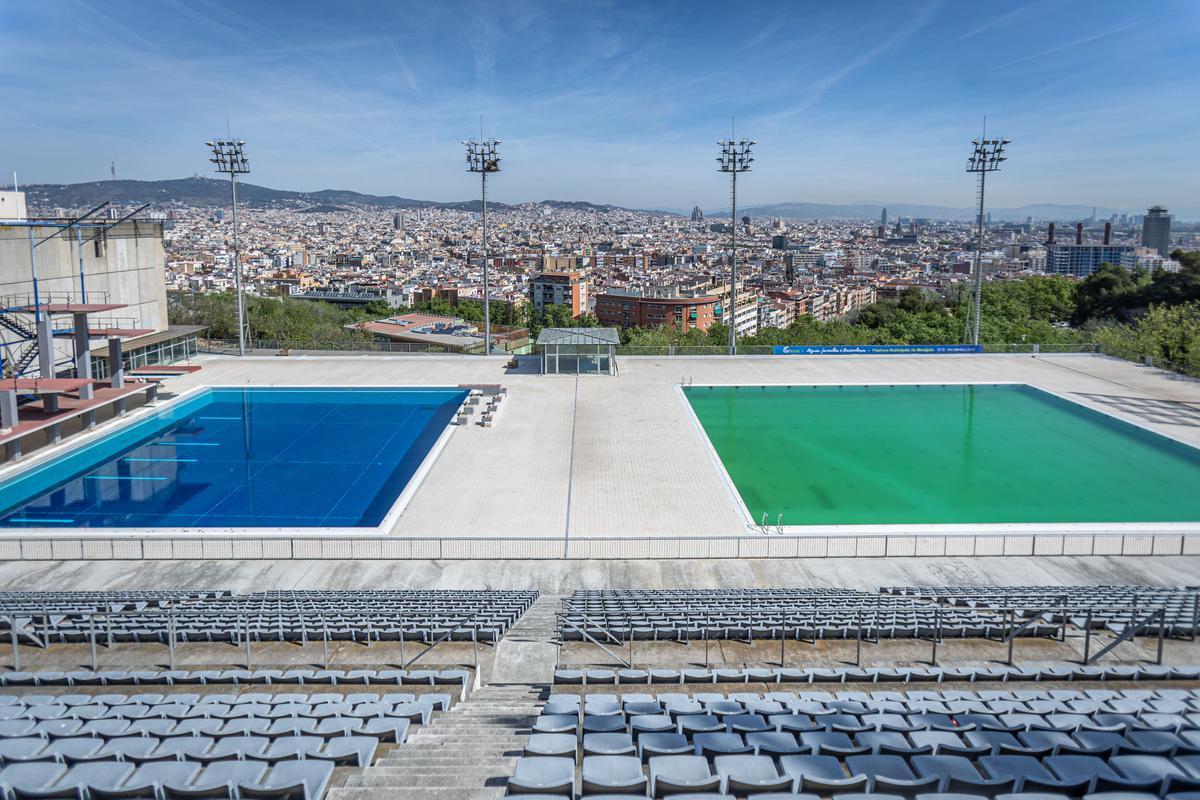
2,0,1198,213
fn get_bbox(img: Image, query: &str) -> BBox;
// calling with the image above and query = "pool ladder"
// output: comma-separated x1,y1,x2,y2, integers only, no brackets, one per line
759,513,784,535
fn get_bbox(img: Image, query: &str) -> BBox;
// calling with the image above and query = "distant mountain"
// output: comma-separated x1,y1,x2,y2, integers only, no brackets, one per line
20,177,494,211
19,177,675,215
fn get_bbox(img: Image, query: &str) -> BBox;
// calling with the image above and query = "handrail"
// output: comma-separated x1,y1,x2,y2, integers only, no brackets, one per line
557,602,625,645
556,610,630,669
401,610,479,670
1085,607,1168,665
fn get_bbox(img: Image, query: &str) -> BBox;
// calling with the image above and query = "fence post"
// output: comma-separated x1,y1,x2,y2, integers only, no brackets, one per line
9,615,18,672
555,614,561,671
321,614,330,669
1156,609,1166,665
627,614,633,669
89,614,98,672
855,610,862,667
243,614,252,670
1082,609,1093,664
167,612,176,672
930,607,940,665
1006,610,1015,666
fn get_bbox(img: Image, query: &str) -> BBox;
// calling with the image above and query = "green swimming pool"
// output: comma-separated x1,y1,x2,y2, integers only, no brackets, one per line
683,383,1200,526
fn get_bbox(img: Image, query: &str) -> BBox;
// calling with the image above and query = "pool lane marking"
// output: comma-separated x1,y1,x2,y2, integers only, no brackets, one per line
151,442,219,447
197,416,241,420
7,517,75,524
84,475,168,482
123,457,198,463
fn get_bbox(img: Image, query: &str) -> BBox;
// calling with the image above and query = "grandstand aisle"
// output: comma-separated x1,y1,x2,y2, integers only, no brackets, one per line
330,684,546,800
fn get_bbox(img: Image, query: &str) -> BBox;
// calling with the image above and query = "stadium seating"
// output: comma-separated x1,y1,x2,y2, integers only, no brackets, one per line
881,586,1200,638
509,686,1200,798
0,668,472,687
554,665,1200,685
0,688,461,800
559,589,1061,643
0,589,538,645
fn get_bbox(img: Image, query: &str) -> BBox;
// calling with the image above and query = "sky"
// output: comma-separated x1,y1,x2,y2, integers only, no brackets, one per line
1,0,1198,214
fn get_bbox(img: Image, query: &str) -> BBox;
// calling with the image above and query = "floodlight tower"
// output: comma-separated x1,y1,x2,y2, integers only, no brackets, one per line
964,129,1010,346
207,138,251,356
463,137,501,354
717,125,754,355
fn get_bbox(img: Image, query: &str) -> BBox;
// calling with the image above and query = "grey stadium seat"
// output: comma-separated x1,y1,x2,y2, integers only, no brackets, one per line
649,755,721,797
506,756,576,797
714,754,792,794
581,755,648,795
239,761,334,800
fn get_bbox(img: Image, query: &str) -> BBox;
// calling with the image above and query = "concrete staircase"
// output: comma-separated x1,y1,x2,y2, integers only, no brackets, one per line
490,593,563,684
326,683,547,800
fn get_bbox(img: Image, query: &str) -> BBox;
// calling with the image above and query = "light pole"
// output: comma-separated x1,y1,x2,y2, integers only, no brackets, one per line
463,137,501,355
717,126,754,355
964,130,1010,346
207,138,250,356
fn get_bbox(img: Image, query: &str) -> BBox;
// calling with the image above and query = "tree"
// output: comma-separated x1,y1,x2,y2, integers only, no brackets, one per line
1094,302,1200,376
1072,263,1142,324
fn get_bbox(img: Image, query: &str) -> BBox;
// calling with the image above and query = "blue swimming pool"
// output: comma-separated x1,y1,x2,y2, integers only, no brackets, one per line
0,387,466,528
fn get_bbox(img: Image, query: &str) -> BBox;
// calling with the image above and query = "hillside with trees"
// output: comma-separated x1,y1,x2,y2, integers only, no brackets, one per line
623,252,1200,375
171,250,1200,375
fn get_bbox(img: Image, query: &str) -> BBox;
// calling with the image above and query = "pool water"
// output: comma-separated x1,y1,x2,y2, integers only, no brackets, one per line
0,387,466,528
684,383,1200,526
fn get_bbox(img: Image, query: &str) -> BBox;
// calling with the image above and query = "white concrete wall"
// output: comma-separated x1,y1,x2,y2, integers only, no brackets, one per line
0,221,168,376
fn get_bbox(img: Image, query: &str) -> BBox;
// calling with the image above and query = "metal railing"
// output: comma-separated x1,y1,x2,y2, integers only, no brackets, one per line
188,337,1200,379
198,337,467,356
3,603,489,672
0,530,1197,562
554,600,1195,669
0,291,112,311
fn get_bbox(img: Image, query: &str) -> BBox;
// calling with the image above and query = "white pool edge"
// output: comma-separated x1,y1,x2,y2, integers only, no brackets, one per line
677,381,1200,537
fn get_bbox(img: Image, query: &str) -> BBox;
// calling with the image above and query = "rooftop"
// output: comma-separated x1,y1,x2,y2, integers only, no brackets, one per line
1,350,1194,553
535,327,620,346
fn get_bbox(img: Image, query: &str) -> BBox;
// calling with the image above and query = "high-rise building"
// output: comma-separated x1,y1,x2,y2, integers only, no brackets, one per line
529,265,588,317
1142,206,1172,257
1045,244,1135,277
880,208,887,227
392,212,403,231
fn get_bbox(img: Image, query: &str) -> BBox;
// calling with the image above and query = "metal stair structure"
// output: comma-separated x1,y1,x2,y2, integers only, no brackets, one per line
326,683,547,800
4,342,39,378
0,310,39,378
0,293,125,379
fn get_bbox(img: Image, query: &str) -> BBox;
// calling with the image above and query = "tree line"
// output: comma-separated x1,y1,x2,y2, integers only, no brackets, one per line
167,290,600,346
622,250,1200,376
170,249,1199,375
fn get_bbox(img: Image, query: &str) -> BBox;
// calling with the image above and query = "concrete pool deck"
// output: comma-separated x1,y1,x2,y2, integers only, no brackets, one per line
0,351,1197,559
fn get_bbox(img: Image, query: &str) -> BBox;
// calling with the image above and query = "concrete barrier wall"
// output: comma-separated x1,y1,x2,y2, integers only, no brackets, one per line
0,532,1196,561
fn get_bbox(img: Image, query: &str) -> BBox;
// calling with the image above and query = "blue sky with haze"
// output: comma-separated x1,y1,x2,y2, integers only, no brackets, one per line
1,0,1196,213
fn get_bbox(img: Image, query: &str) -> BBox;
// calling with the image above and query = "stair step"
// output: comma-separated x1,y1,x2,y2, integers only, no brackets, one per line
329,789,505,800
332,676,546,798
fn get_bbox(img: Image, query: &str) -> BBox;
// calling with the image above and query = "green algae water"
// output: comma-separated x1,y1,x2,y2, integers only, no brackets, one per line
684,383,1200,526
